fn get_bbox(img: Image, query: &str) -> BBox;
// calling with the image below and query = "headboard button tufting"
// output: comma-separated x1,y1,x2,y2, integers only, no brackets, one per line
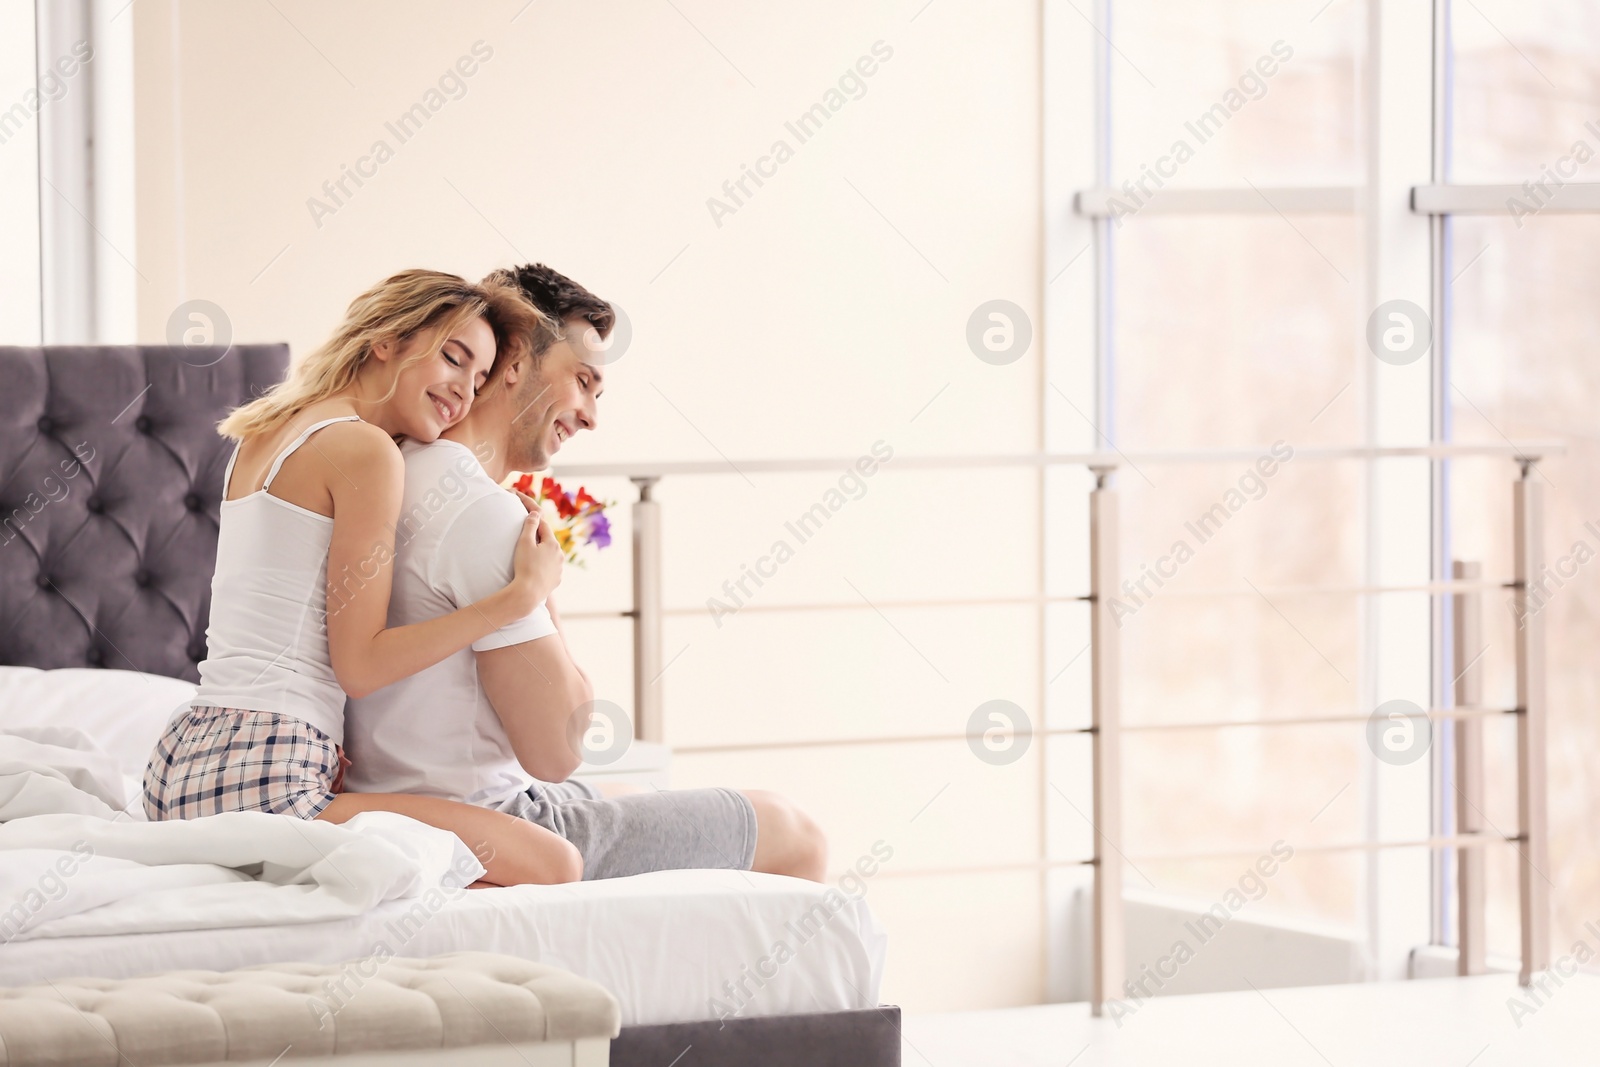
1,344,288,682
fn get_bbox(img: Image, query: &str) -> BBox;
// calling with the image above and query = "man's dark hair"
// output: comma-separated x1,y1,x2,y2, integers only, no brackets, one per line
483,264,615,357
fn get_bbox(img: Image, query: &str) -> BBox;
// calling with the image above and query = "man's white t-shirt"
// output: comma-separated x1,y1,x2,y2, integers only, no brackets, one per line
343,438,551,807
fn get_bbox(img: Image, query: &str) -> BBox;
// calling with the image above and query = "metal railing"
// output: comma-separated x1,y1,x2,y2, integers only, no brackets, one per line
554,441,1559,1012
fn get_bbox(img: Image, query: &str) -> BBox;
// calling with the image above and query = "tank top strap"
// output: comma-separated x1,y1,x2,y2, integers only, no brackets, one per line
222,441,243,500
262,415,364,491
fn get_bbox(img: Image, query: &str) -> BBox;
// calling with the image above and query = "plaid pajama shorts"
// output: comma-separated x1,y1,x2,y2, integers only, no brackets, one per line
142,705,349,821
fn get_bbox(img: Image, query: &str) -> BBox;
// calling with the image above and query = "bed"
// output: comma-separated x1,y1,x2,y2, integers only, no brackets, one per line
0,344,902,1066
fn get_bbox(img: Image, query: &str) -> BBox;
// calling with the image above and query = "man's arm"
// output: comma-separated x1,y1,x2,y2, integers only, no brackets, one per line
542,593,591,690
431,493,587,782
476,596,593,783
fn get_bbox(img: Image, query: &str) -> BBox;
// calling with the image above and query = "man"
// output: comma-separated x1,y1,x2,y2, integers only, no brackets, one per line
344,263,826,882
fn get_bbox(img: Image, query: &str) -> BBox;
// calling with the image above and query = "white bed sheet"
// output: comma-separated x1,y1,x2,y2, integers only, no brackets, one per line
0,867,888,1028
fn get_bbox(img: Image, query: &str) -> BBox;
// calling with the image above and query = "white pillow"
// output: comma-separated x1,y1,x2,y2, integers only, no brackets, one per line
0,667,196,788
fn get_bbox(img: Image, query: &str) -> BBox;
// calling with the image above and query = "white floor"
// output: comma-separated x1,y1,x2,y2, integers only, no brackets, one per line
900,973,1600,1066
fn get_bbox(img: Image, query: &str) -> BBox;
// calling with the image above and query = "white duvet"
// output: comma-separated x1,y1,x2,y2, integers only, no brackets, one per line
0,728,483,942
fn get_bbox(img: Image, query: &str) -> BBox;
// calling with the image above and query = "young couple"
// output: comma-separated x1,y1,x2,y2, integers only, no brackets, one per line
142,264,826,887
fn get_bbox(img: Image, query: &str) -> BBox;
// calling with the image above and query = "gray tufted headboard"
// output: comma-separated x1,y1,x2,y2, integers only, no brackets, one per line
0,345,290,682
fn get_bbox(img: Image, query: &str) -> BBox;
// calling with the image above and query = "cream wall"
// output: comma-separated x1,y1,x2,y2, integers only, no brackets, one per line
131,0,1052,1012
0,0,40,343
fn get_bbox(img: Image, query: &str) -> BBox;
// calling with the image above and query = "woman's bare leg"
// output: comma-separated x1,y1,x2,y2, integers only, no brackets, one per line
317,792,583,886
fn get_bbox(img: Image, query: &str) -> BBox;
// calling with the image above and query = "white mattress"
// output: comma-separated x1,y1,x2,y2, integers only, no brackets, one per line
0,868,887,1028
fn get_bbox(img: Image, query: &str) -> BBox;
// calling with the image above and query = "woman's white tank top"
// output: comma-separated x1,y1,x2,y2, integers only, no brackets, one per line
189,416,361,743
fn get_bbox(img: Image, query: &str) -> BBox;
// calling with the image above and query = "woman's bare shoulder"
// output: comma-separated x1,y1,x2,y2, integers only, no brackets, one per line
311,418,404,481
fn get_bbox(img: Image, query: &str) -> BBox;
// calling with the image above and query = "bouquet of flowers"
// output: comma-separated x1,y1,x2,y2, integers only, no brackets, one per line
511,473,613,566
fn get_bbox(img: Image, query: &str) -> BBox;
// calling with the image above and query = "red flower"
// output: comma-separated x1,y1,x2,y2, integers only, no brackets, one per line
540,476,577,519
574,487,599,511
513,473,534,495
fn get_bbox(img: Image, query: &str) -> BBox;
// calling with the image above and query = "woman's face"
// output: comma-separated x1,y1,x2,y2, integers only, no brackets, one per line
381,315,496,441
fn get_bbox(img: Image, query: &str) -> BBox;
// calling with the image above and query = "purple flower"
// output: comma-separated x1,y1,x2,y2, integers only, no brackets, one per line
586,513,612,549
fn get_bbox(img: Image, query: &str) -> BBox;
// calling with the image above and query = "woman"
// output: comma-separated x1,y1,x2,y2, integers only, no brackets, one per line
144,269,583,885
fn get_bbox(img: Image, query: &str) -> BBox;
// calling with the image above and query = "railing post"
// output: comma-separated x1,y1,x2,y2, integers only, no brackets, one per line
1452,559,1486,976
1088,465,1123,1015
632,476,664,743
1512,462,1550,985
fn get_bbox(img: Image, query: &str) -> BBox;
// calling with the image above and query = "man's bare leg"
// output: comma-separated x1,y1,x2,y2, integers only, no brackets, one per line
743,789,828,882
557,781,826,880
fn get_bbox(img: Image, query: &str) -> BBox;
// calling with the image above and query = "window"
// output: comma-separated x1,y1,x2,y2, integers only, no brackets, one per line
1051,0,1600,988
1443,0,1600,965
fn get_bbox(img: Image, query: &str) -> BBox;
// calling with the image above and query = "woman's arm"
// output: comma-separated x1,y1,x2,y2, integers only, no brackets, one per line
320,425,561,698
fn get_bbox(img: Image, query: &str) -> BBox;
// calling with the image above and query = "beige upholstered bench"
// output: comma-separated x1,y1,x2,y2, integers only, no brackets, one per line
0,952,621,1066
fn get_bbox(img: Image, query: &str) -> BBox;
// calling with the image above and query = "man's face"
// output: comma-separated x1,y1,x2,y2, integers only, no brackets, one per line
510,316,605,470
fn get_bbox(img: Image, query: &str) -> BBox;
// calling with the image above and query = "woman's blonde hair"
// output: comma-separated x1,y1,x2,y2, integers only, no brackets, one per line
217,269,551,441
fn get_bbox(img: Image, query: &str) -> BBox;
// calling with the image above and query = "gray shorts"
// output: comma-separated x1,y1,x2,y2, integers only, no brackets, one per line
494,780,758,881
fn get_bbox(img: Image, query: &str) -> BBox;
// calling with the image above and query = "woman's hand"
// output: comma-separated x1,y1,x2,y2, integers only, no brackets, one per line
505,490,563,619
